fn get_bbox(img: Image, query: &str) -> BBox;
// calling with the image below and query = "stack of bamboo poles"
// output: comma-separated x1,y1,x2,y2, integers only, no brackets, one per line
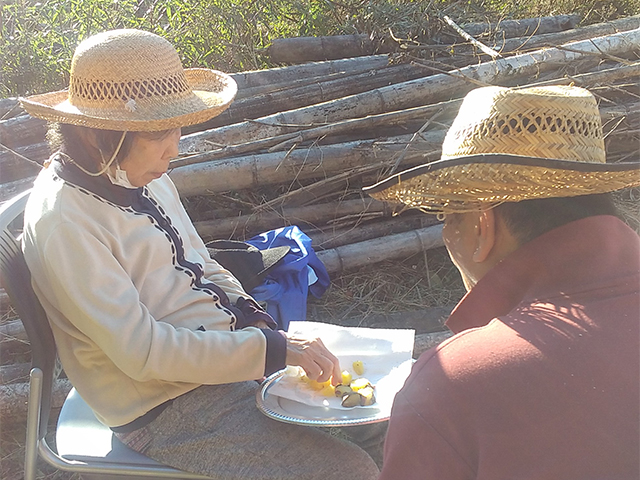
1,14,639,420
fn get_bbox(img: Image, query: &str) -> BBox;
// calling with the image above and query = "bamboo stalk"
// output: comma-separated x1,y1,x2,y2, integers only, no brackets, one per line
0,114,47,150
180,27,640,151
316,224,444,275
413,331,454,357
175,65,638,169
0,361,30,384
0,141,46,183
0,97,24,120
0,318,29,343
460,14,582,39
174,99,457,168
0,378,71,422
491,15,640,54
171,132,446,197
231,55,391,90
309,213,440,250
194,198,391,240
262,34,376,64
190,63,431,131
0,175,35,203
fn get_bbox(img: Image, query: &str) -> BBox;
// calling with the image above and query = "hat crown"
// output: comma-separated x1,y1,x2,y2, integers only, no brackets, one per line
441,86,606,164
68,29,191,109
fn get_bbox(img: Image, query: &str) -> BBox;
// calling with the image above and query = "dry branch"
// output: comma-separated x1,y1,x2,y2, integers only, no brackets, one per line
442,15,501,58
0,141,47,183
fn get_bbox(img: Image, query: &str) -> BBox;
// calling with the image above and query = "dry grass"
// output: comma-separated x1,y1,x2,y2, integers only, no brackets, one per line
308,246,465,326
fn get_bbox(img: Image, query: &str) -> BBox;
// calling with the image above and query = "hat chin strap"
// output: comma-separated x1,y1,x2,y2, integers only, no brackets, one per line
59,130,128,177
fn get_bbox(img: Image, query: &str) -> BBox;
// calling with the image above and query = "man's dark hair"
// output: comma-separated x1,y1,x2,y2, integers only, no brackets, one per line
494,193,619,246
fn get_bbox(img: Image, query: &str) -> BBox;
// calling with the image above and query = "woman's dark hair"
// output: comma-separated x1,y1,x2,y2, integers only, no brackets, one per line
48,123,176,172
495,193,619,245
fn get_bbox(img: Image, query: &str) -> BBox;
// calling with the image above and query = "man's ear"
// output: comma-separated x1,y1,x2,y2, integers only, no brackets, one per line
472,209,496,263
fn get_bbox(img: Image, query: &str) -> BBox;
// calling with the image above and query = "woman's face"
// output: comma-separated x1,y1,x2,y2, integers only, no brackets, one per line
118,128,181,187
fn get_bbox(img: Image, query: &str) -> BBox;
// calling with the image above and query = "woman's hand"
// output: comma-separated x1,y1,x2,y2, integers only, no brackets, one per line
284,333,342,385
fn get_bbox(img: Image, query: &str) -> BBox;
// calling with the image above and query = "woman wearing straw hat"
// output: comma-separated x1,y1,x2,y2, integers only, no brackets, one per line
20,29,381,479
365,85,640,479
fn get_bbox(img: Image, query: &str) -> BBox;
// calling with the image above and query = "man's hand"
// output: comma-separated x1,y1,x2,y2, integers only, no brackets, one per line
284,333,342,384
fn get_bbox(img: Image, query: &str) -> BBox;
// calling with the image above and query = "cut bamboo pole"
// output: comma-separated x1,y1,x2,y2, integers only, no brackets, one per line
0,361,30,384
0,378,71,422
0,175,36,203
460,14,582,39
316,224,444,275
194,198,391,240
174,65,638,169
231,55,391,90
261,34,377,64
0,319,28,343
173,99,457,168
0,97,24,120
309,213,440,250
171,132,446,197
413,331,454,357
0,141,46,183
191,63,431,131
492,15,639,54
0,114,47,150
180,27,640,151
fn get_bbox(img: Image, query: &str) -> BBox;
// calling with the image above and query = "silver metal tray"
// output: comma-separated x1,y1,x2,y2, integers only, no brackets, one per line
256,370,392,427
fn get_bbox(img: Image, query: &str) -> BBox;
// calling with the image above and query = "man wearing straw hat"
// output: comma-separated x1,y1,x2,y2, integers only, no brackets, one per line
365,85,640,478
20,29,382,479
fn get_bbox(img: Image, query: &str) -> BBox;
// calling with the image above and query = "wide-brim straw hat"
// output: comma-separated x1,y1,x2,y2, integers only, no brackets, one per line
20,29,237,132
364,85,640,213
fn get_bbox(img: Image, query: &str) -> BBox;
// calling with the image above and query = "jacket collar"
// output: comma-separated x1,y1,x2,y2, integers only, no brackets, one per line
52,154,141,207
446,215,640,334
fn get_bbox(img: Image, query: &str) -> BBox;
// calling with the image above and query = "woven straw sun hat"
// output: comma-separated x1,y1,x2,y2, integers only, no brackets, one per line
364,85,640,214
19,29,237,132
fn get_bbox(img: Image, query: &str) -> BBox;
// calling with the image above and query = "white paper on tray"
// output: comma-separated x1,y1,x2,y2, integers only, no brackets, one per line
268,321,415,410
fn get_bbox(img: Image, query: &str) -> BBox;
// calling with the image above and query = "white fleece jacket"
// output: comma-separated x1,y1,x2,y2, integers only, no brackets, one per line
22,158,285,427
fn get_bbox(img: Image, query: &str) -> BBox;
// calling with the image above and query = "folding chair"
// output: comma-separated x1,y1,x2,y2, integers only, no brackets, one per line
0,190,211,480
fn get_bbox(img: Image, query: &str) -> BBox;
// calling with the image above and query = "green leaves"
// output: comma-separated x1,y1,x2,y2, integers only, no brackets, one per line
2,0,638,97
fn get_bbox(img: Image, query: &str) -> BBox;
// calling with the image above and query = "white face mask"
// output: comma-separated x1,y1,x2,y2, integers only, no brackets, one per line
107,164,138,189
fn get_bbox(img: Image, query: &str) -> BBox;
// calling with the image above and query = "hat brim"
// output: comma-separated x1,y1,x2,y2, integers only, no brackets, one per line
364,153,640,213
19,68,236,132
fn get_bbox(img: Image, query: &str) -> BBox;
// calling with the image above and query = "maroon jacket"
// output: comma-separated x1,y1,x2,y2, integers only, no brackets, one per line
380,216,640,480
